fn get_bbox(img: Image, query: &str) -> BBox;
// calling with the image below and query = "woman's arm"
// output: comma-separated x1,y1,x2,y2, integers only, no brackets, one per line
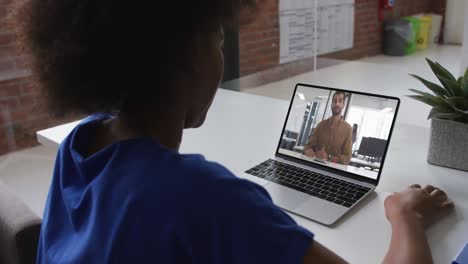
301,184,454,264
382,213,432,264
382,185,453,264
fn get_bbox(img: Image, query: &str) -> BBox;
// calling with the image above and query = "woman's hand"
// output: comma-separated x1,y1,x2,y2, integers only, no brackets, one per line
384,184,454,228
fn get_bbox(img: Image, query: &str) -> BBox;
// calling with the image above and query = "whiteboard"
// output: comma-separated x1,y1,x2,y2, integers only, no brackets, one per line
279,0,355,64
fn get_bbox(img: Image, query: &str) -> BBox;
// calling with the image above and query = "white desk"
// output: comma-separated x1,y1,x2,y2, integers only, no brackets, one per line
37,86,468,263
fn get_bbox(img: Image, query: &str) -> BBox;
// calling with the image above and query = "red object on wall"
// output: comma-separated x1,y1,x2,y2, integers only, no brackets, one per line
379,0,394,22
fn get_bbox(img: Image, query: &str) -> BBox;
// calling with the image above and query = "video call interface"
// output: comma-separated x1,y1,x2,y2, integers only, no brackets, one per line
278,85,399,180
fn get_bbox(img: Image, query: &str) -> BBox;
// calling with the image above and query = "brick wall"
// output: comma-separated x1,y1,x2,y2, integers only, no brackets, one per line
0,0,61,155
0,77,56,155
239,0,446,76
431,0,447,15
239,0,280,77
0,0,23,73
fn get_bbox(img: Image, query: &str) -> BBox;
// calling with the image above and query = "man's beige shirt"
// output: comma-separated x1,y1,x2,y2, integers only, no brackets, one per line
304,117,353,165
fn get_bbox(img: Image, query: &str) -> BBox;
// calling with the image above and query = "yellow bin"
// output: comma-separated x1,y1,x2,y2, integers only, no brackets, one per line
417,15,432,50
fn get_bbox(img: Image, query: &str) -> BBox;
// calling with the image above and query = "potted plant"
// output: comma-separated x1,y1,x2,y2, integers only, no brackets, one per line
409,58,468,171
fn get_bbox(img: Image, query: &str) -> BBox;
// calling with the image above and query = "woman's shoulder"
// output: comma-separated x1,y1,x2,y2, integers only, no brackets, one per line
130,153,267,215
123,149,251,196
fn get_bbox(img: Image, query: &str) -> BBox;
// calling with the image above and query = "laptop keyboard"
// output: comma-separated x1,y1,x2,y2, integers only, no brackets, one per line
245,159,371,208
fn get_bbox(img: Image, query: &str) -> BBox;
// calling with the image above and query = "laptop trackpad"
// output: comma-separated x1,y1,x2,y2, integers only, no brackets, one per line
264,183,310,211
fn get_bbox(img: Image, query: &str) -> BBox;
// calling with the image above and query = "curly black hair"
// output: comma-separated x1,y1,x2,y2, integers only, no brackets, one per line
13,0,257,116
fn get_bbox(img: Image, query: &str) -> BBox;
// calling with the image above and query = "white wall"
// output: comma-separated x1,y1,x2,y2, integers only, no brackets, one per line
461,0,468,74
444,0,466,44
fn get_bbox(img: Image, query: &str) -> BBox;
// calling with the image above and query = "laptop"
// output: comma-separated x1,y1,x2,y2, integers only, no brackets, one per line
243,83,400,225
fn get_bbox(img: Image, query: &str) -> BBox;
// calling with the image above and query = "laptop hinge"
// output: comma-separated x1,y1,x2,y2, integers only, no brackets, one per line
273,156,376,189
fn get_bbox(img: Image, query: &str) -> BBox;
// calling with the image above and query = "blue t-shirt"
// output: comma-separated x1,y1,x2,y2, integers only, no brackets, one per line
37,114,314,263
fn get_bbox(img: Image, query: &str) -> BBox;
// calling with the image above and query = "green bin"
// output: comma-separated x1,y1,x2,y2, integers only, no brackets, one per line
403,16,420,55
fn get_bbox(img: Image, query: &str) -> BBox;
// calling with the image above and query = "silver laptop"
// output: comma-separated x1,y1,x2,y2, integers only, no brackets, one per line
243,83,400,226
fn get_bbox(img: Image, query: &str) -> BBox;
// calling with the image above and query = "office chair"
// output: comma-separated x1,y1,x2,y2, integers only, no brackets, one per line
0,182,41,264
357,137,387,163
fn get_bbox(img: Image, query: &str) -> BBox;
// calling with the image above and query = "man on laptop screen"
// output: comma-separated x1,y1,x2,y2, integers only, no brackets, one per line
278,86,398,180
303,91,352,165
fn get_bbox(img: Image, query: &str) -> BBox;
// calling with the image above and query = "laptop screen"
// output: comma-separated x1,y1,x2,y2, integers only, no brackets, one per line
277,84,399,180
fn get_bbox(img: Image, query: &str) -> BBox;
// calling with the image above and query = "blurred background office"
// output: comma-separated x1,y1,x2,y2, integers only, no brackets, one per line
0,0,467,215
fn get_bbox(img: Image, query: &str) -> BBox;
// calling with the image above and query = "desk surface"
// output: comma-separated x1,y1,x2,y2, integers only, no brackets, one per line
37,66,468,264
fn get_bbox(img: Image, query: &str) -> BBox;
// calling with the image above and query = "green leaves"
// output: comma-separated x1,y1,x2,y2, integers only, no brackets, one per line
407,94,447,108
408,89,450,107
409,59,468,123
448,97,468,111
428,108,463,120
409,74,448,97
462,67,468,98
439,76,462,96
426,58,456,82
